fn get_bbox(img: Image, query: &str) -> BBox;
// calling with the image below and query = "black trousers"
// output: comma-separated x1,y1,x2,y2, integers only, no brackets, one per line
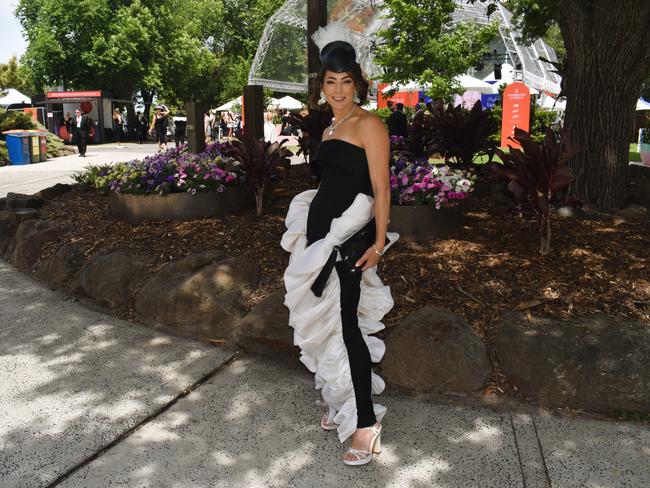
334,260,377,428
75,134,87,156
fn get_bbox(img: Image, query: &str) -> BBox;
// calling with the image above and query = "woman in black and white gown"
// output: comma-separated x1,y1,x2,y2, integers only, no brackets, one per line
281,23,398,466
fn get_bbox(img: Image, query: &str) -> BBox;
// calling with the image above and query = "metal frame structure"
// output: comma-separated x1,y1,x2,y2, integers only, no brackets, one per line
249,0,562,95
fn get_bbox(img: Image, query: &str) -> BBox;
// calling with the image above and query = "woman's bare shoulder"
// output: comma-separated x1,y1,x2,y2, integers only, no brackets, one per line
356,109,388,141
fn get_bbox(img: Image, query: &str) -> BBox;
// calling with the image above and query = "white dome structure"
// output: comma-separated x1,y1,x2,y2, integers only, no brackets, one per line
248,0,562,95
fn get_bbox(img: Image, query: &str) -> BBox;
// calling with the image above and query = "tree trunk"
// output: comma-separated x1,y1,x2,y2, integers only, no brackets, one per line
559,1,650,210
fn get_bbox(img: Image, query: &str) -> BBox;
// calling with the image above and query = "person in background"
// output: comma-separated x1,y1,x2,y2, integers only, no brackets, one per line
263,110,277,143
113,108,124,148
226,111,236,137
386,100,394,112
149,105,170,152
136,112,148,144
64,111,73,143
73,108,91,157
173,113,187,147
219,112,228,140
386,102,408,138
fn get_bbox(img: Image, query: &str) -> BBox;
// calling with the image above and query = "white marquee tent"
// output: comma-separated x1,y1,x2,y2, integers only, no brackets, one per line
0,88,31,108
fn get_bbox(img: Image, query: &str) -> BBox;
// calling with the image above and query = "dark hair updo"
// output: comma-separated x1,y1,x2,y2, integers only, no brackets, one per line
309,40,369,109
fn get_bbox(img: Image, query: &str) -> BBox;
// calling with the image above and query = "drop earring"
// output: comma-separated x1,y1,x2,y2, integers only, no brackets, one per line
318,91,327,105
353,92,360,104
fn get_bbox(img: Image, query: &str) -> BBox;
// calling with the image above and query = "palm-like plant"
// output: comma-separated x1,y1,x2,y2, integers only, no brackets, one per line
493,127,581,255
222,132,292,216
429,100,498,169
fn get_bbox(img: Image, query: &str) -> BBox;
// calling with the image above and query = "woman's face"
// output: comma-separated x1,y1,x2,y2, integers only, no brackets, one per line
321,70,356,110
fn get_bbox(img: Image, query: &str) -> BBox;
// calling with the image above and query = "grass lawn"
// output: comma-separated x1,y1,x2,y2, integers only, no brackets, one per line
630,143,641,162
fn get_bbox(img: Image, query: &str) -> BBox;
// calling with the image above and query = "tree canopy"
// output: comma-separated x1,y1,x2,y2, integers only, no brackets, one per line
16,0,222,107
373,0,498,100
0,55,27,92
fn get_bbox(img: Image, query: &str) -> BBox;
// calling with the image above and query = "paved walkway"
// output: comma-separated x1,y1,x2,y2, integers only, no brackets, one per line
1,259,648,488
0,143,159,198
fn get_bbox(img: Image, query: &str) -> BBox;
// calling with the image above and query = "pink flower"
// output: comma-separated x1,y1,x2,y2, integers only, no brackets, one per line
456,192,466,199
401,175,409,186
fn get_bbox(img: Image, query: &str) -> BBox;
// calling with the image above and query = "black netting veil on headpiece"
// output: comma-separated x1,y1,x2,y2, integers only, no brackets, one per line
319,41,358,73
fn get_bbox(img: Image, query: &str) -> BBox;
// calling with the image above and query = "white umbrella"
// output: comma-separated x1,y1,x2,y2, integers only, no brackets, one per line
215,96,242,111
636,98,650,111
275,95,303,110
454,74,497,94
0,88,31,107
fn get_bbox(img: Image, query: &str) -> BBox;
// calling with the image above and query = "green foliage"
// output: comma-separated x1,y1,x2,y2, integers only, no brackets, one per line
16,0,222,105
0,111,37,132
72,163,114,191
211,0,285,106
374,0,498,100
0,141,8,166
530,109,558,143
371,108,393,124
0,55,27,91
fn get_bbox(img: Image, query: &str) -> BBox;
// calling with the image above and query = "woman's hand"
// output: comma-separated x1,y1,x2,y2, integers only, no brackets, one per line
355,246,381,271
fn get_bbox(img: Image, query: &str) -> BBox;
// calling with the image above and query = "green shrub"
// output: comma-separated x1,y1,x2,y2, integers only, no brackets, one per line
72,163,114,191
371,107,392,124
0,111,37,133
530,109,558,143
0,141,8,166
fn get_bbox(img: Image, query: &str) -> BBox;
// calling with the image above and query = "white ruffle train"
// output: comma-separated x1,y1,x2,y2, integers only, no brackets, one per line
281,189,399,443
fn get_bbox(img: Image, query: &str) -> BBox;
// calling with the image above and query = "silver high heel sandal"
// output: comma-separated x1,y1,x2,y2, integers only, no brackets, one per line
342,423,382,466
321,414,338,431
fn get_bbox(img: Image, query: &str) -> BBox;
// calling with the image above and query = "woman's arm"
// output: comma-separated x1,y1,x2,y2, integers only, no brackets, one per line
357,113,391,270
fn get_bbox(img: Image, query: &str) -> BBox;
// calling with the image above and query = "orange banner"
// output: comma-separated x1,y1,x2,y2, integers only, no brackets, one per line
500,82,531,148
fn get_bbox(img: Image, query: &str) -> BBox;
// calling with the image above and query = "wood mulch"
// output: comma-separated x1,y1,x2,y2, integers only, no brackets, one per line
38,163,650,406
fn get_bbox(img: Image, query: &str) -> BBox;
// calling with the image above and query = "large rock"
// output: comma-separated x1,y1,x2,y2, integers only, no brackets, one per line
134,251,259,339
33,183,73,202
8,219,60,270
76,251,146,309
495,312,650,413
234,288,296,358
0,208,39,254
382,307,491,394
5,192,44,210
36,244,87,285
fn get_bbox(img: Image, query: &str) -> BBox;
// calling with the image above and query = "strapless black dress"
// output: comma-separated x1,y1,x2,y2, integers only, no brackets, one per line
306,139,374,246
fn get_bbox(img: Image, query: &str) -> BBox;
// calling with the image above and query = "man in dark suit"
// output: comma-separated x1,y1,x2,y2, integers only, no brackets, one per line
73,108,91,157
387,102,408,138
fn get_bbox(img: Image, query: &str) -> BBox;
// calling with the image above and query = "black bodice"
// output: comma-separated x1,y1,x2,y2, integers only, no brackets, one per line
306,139,374,246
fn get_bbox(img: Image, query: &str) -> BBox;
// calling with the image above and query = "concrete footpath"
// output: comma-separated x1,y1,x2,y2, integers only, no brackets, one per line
1,260,648,487
0,143,159,198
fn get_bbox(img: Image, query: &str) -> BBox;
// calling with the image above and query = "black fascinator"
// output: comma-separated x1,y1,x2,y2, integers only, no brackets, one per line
319,41,358,73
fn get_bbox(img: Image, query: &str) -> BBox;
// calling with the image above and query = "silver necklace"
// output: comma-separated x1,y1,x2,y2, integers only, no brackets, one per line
328,106,356,136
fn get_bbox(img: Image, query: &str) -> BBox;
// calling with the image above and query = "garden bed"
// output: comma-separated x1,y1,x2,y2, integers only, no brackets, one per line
33,162,650,413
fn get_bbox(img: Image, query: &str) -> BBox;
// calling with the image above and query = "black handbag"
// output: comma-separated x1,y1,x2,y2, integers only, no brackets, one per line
311,218,391,297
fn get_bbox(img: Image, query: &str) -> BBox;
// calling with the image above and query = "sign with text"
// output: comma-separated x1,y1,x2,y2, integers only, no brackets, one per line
46,90,102,99
500,82,531,148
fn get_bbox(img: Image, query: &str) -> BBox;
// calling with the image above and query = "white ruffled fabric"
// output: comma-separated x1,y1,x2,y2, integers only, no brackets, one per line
281,189,399,443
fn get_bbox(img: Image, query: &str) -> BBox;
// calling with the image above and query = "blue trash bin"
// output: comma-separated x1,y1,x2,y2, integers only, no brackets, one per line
3,131,31,165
